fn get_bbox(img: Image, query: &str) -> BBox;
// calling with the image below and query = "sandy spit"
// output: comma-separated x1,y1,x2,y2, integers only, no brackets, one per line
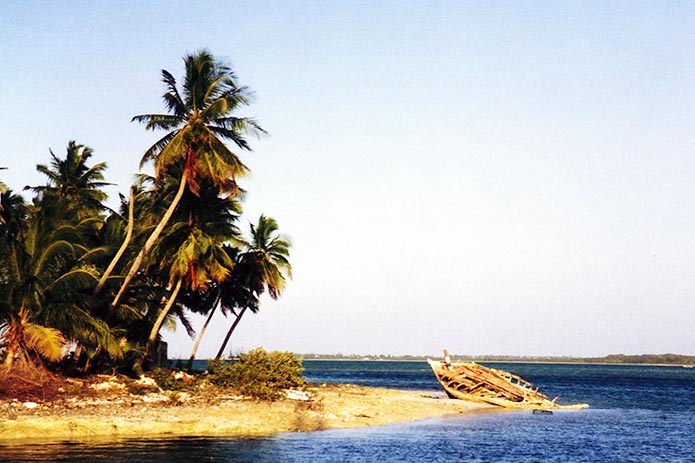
0,384,495,441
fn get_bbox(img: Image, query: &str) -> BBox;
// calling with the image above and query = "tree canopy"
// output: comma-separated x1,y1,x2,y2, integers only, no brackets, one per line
0,51,291,376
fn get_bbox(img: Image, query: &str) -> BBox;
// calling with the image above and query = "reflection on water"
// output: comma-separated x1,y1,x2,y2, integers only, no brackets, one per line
3,408,695,463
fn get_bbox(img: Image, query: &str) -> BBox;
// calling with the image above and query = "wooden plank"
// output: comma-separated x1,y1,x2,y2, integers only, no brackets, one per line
427,359,589,410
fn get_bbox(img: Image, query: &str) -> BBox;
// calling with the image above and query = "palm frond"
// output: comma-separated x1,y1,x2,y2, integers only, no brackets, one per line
173,304,196,339
131,114,183,131
208,135,251,177
161,69,186,116
23,323,66,362
46,268,99,295
208,126,252,151
213,116,266,136
33,240,76,276
140,130,182,169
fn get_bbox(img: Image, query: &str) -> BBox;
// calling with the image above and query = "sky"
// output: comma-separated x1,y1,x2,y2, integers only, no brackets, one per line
2,1,694,358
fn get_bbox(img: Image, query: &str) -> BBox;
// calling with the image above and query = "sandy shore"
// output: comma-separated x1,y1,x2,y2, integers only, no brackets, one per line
0,383,495,441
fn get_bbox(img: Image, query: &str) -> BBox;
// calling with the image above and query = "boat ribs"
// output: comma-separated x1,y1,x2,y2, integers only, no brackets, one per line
427,352,588,410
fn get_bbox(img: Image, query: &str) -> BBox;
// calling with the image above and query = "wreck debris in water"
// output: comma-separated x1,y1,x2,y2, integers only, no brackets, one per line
427,350,589,410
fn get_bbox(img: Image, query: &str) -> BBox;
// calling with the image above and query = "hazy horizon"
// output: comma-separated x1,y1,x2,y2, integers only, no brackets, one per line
2,1,694,358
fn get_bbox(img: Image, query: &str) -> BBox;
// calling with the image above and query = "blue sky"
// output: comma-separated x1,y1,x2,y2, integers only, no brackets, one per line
2,1,694,357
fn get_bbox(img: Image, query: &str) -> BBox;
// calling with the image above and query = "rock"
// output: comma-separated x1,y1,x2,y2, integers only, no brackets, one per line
286,389,311,401
173,371,193,382
141,393,168,403
90,380,126,391
23,402,38,409
136,376,158,387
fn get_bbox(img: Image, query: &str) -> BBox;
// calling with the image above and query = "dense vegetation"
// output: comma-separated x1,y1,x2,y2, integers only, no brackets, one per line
0,50,292,378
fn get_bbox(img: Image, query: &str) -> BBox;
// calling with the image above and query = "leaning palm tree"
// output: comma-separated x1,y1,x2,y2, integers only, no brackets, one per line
185,245,258,370
215,215,292,360
112,50,263,307
139,179,241,364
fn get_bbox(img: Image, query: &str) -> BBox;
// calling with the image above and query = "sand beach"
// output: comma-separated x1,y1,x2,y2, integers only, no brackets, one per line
0,381,493,441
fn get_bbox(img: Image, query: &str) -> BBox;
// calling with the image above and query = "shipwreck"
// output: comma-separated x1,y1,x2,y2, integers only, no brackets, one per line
427,351,589,410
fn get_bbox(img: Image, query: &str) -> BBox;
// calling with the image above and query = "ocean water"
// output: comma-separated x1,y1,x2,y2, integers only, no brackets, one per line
1,362,694,462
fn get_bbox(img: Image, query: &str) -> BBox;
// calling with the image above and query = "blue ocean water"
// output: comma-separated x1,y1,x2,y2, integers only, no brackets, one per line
1,362,694,462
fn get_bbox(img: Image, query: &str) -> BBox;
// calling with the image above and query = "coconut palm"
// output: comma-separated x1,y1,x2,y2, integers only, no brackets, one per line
1,145,120,370
112,50,263,307
140,179,241,363
185,245,258,370
26,141,110,219
21,142,121,368
0,199,118,369
215,215,291,360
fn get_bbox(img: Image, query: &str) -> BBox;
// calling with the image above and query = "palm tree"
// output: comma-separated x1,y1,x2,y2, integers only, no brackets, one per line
215,215,292,360
26,141,110,219
140,179,241,364
112,50,263,307
185,245,258,370
0,197,118,369
21,142,120,369
1,146,120,371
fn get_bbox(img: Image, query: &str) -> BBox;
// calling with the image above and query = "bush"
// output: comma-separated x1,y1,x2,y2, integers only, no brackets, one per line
150,368,199,392
208,347,306,400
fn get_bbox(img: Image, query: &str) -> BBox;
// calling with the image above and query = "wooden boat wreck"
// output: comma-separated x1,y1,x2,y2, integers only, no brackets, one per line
427,351,588,410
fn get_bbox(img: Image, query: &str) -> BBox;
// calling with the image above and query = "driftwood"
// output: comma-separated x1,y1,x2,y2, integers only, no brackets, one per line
427,351,588,410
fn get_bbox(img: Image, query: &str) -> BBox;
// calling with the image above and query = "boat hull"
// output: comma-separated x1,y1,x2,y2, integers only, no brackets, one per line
427,359,588,410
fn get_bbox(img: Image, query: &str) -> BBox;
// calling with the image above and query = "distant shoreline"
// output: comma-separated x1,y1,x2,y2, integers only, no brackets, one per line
294,358,695,367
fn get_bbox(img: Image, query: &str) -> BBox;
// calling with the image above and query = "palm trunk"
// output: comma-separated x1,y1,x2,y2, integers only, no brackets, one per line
144,277,183,357
2,343,17,369
2,324,22,370
82,346,101,374
95,186,135,295
112,170,188,307
186,304,218,371
215,305,249,360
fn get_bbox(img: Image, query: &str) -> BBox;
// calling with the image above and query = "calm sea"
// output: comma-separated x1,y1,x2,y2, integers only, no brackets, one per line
1,361,694,462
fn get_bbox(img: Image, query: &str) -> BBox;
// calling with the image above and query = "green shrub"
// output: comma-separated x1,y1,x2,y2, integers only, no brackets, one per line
150,368,199,392
208,347,306,400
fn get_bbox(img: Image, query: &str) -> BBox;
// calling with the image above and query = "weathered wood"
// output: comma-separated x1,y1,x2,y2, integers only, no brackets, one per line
427,353,589,411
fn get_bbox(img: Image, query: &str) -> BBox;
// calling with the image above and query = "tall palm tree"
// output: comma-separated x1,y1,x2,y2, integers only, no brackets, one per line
112,50,263,307
215,215,292,360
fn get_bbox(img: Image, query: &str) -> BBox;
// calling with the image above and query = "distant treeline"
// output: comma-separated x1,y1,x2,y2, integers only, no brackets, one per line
299,353,695,365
